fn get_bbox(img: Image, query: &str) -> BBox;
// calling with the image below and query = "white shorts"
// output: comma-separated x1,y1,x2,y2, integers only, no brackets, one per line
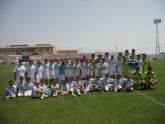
85,84,93,92
114,84,122,92
17,91,24,96
104,84,114,92
24,90,32,96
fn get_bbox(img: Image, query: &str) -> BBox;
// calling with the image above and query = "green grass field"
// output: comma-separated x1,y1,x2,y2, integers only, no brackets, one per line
0,60,165,124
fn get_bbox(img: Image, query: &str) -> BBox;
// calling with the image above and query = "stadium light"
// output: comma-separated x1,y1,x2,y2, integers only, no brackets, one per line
154,19,161,54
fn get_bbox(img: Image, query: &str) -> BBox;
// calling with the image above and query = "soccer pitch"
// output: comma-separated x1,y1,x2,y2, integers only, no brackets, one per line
0,60,165,124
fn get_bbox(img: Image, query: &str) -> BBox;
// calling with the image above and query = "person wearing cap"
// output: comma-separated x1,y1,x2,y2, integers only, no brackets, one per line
25,60,36,83
5,80,16,99
13,59,26,82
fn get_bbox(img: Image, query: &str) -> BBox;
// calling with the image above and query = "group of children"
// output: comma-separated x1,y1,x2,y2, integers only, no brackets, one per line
5,49,157,99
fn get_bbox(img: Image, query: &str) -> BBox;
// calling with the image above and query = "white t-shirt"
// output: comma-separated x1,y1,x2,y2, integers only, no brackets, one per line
24,82,35,91
43,63,50,79
26,65,36,80
36,65,44,81
13,65,26,81
100,62,108,76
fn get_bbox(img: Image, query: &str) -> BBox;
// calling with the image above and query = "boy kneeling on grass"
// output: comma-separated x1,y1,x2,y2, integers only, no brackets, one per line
51,79,60,97
5,80,16,99
144,66,157,88
131,66,145,90
123,74,134,92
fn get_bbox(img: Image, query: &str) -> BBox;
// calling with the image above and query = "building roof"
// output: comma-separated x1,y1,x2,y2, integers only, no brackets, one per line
0,44,54,49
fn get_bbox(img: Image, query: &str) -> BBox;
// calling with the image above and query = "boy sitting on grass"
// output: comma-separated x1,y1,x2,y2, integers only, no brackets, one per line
51,79,60,97
123,74,134,92
144,66,157,88
131,66,145,90
5,80,16,99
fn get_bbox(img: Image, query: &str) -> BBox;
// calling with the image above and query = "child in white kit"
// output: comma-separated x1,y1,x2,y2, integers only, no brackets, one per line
51,79,60,97
25,60,36,83
74,76,84,96
124,75,134,92
5,80,16,99
60,78,70,95
24,77,35,96
109,55,117,79
116,53,123,76
35,61,44,82
16,76,26,97
100,73,114,92
84,75,95,93
114,75,124,92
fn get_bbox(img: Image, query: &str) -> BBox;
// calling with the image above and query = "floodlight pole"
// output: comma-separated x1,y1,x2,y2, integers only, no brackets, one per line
154,19,161,54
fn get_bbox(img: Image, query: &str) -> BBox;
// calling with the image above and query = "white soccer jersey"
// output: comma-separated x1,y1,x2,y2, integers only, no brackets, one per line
69,64,75,78
81,62,91,78
116,59,123,75
17,81,25,96
101,77,114,92
114,79,124,91
96,62,101,76
74,64,81,79
24,82,34,90
43,62,50,80
61,84,69,93
124,79,133,87
13,65,26,81
104,57,111,66
26,65,36,83
54,63,60,79
65,64,70,78
5,85,16,94
24,82,35,96
36,65,44,82
100,62,108,77
136,59,143,72
49,63,55,79
84,79,94,92
109,59,117,75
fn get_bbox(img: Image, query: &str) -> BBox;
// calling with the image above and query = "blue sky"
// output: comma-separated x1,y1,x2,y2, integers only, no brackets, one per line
0,0,165,53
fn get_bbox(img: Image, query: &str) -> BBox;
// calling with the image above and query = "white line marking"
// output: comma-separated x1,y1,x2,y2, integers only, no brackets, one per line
135,91,165,107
